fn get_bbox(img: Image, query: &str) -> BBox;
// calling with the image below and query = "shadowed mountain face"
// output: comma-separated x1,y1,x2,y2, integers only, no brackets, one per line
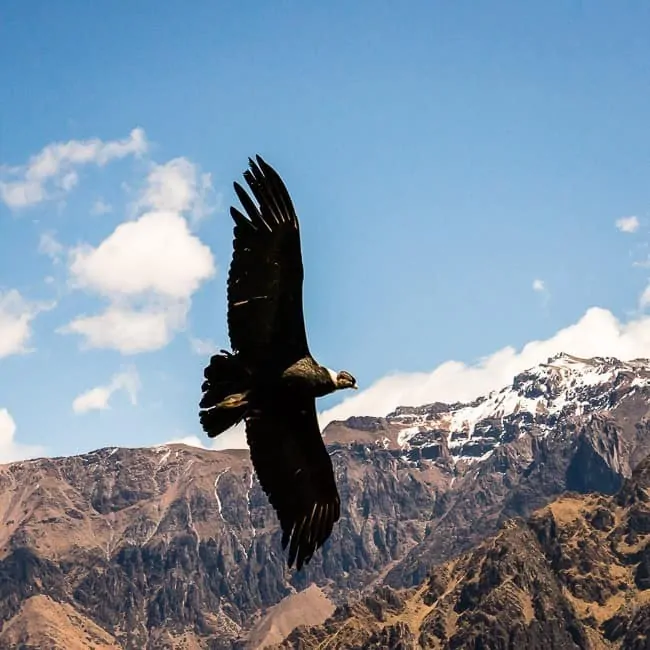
280,450,650,649
1,353,650,648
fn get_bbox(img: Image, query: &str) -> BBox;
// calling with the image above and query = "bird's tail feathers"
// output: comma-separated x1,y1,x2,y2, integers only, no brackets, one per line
199,350,250,437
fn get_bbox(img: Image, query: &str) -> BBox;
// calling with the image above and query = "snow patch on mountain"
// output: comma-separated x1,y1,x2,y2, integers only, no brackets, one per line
384,353,650,466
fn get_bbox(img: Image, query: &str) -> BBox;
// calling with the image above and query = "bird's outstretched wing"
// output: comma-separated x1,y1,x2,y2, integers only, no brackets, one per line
245,397,341,570
227,155,309,373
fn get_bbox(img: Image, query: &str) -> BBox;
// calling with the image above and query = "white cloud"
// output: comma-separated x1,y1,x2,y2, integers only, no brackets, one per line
61,152,216,354
0,290,53,358
207,422,247,451
68,211,214,299
158,435,208,449
0,128,147,209
639,285,650,311
616,215,640,233
72,367,140,414
38,231,64,263
189,336,219,356
0,409,45,463
136,157,217,224
61,301,189,354
320,306,650,427
158,422,246,452
166,305,650,451
532,278,550,307
91,199,112,215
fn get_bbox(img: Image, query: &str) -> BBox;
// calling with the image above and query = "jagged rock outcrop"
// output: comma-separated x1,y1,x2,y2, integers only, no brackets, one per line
281,454,650,649
1,353,650,647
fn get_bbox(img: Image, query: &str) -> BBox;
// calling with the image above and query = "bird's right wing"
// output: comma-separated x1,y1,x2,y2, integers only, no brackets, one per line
245,396,341,570
227,156,310,373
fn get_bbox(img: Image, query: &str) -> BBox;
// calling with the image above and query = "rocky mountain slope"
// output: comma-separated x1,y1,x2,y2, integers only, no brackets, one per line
280,448,650,649
327,353,650,586
1,353,650,648
0,439,444,649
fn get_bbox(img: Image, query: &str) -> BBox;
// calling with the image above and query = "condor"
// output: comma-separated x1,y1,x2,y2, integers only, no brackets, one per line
199,156,357,570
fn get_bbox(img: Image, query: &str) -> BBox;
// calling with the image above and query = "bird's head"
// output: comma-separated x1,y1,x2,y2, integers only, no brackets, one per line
334,370,358,391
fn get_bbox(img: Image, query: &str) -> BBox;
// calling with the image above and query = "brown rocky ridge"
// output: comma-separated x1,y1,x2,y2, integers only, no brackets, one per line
279,448,650,649
0,353,649,647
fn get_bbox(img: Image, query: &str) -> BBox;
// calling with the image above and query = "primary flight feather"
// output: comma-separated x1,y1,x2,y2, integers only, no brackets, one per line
199,155,357,570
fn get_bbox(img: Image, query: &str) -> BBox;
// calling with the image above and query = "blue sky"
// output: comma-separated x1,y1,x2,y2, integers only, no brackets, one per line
1,1,650,458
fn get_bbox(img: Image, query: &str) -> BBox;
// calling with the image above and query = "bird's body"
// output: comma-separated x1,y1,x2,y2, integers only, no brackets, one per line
199,156,357,570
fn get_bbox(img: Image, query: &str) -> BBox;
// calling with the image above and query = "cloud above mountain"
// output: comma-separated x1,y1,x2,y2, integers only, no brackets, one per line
190,305,650,451
72,368,140,414
0,409,45,462
320,306,650,426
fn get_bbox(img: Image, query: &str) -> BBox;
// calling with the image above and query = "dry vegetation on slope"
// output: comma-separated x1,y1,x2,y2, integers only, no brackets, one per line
280,454,650,649
0,442,447,649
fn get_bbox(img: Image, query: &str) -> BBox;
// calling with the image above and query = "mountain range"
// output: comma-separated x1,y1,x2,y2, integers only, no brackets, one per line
1,352,650,648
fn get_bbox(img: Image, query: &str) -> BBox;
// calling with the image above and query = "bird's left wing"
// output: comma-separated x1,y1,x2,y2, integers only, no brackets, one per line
227,156,310,373
245,396,341,570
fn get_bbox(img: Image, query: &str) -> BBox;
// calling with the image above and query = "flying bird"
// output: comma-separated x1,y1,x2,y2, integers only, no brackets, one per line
199,155,358,570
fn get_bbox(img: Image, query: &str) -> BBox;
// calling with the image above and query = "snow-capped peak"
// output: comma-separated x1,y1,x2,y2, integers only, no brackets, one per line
386,353,650,466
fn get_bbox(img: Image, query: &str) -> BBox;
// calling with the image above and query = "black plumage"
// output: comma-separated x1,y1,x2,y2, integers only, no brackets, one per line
199,155,357,570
